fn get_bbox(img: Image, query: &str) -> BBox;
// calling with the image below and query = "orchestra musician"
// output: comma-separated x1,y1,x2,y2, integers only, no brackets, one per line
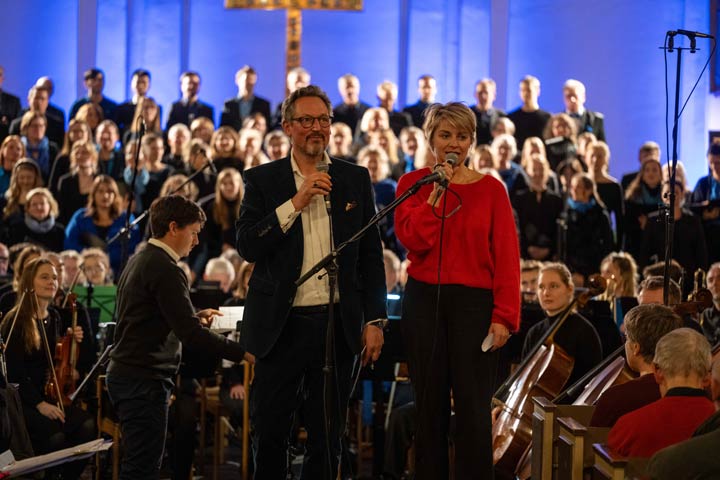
0,257,95,479
106,195,249,480
395,102,520,479
590,304,682,427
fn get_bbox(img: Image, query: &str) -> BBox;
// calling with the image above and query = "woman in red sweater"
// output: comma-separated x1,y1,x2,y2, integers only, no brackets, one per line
395,102,520,479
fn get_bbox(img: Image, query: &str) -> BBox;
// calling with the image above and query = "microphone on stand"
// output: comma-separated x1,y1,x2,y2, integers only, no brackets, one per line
139,115,146,135
415,153,459,187
205,157,217,174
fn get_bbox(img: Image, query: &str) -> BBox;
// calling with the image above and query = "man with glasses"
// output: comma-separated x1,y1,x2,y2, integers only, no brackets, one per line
237,84,387,479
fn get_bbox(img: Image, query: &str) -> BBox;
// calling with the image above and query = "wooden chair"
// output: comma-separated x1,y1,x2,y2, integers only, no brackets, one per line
198,361,253,480
555,416,611,479
96,374,120,480
592,444,648,480
528,396,595,480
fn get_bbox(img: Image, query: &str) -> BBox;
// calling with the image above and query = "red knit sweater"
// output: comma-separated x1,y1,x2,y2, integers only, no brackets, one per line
608,389,715,458
395,168,520,332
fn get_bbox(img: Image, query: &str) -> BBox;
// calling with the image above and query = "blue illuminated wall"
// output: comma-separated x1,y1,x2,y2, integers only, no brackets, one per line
0,0,715,185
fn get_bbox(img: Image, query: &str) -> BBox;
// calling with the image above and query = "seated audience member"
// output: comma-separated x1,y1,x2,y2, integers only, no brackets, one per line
621,141,660,192
69,67,117,121
599,251,639,323
513,151,563,261
563,79,605,141
263,130,290,161
491,116,516,140
691,143,720,263
0,135,25,196
57,141,98,225
166,71,214,130
1,159,43,224
210,126,242,172
402,74,436,128
367,128,400,168
640,181,708,295
647,358,720,479
19,111,58,182
0,244,44,313
393,126,430,180
0,242,9,278
638,275,703,335
469,144,495,172
187,139,216,198
190,116,214,145
333,73,370,133
81,247,113,286
9,84,64,148
220,65,271,131
575,131,597,166
518,137,560,193
357,145,403,258
355,107,390,149
591,304,683,427
563,173,613,283
543,113,578,172
701,262,720,346
60,249,84,290
587,141,624,249
75,103,103,136
241,107,269,138
224,260,254,307
203,256,235,294
624,157,664,260
376,80,412,138
239,128,269,171
608,328,715,457
122,96,162,147
48,119,93,192
114,68,154,136
96,120,124,180
0,258,96,480
471,78,506,146
507,75,551,150
159,173,199,202
522,262,603,387
328,122,356,163
164,123,191,172
64,175,140,276
520,259,541,304
491,133,527,198
139,133,174,210
5,187,65,252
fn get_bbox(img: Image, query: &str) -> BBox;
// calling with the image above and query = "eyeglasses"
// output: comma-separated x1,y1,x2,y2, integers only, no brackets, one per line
290,115,332,129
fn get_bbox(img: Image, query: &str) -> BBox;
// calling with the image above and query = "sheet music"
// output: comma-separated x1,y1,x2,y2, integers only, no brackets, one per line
1,439,111,475
215,306,243,331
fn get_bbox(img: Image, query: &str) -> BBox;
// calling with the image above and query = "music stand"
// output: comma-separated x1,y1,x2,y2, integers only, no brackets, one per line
72,285,117,325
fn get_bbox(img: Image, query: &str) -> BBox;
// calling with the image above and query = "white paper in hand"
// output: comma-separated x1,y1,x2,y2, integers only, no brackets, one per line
482,333,495,352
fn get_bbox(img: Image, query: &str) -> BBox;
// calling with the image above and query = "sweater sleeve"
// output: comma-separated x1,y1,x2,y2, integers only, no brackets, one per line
489,181,521,332
154,260,245,362
394,170,443,253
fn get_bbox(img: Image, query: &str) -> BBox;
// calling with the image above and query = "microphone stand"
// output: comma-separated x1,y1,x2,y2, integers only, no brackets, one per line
106,160,216,250
119,116,146,274
295,174,429,477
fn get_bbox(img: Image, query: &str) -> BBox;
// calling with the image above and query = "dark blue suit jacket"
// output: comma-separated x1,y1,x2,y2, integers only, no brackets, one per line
220,95,272,130
236,156,387,358
166,99,214,130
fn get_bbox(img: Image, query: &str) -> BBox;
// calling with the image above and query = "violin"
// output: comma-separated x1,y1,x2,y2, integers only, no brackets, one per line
492,275,606,479
52,293,79,407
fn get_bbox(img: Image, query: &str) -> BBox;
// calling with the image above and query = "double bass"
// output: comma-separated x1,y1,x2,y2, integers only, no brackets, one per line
492,275,606,479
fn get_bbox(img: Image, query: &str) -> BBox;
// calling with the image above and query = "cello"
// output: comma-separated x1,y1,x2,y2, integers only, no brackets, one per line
492,274,606,479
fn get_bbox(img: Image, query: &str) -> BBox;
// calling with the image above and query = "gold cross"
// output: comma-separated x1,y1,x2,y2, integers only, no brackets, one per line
225,0,363,82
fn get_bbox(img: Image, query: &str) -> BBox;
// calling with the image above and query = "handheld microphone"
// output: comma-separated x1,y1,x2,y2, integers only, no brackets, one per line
316,161,331,214
417,153,459,186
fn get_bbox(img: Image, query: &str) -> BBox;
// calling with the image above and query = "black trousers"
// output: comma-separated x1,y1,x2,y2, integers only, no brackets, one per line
106,374,173,480
401,278,498,480
250,308,355,480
